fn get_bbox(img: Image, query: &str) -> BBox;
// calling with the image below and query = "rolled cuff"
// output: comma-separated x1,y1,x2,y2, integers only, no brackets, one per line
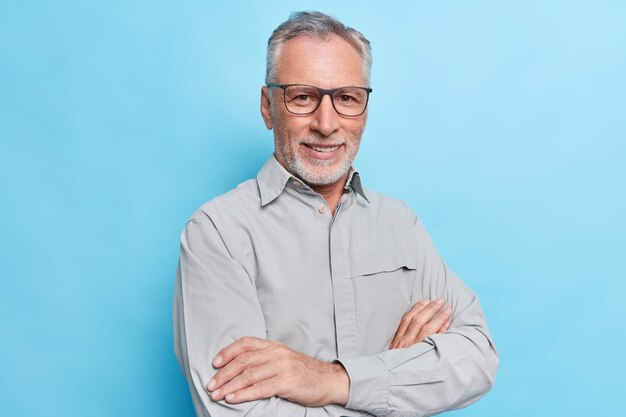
338,354,390,414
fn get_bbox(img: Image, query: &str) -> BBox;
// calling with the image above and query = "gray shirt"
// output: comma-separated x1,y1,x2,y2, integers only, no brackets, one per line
173,156,498,417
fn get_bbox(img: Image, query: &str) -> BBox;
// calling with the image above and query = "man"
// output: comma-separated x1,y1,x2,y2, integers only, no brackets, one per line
174,11,498,417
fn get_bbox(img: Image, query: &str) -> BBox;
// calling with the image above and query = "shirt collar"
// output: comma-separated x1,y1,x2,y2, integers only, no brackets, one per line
257,156,292,206
257,155,370,206
345,168,370,203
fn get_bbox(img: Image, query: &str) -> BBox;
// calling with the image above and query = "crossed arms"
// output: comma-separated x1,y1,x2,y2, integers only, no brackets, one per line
206,298,452,406
174,212,498,417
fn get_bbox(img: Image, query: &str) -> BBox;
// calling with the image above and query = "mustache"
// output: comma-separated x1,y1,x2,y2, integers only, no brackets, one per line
298,134,346,147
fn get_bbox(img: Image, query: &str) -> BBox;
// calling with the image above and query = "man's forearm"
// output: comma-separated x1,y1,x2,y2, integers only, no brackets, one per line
208,337,350,407
339,323,498,416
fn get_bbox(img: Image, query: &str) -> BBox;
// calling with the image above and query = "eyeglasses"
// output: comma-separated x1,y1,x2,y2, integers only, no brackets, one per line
266,83,373,117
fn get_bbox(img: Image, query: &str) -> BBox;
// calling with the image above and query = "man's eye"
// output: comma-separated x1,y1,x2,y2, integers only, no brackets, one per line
339,95,355,102
295,94,311,101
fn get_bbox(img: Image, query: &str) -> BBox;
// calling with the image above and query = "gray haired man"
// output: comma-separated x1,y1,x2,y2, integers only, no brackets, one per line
174,11,498,417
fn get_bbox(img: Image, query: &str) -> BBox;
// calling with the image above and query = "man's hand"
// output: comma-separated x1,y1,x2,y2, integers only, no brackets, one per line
207,337,349,407
389,298,452,349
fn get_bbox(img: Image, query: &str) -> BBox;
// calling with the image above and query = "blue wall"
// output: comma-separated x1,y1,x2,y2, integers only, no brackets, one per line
1,1,625,416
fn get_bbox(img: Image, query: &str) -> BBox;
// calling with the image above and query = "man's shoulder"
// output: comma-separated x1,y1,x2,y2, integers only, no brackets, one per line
361,186,417,220
188,179,261,223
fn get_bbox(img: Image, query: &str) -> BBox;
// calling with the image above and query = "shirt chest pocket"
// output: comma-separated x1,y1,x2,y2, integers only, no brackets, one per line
348,252,418,307
348,252,418,353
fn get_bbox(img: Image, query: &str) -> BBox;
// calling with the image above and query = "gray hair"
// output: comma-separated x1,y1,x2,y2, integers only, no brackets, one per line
265,11,372,85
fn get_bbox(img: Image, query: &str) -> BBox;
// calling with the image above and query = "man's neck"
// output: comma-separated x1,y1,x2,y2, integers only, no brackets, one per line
274,156,350,215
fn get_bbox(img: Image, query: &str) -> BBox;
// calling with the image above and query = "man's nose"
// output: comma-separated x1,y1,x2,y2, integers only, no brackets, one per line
310,95,340,137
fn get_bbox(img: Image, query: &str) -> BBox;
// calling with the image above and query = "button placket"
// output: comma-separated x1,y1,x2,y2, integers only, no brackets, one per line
328,191,359,357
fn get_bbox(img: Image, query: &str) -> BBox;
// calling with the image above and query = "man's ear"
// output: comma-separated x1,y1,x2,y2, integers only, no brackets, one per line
260,86,273,130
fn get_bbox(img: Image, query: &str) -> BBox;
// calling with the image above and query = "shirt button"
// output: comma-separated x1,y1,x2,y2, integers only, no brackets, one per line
318,206,327,214
293,180,301,187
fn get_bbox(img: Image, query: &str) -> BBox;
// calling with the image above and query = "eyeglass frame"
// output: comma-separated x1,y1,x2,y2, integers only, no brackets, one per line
266,83,373,117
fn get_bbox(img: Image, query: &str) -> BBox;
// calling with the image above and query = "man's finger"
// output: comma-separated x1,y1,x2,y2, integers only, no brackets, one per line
415,306,452,341
223,377,282,404
395,298,445,348
440,318,452,333
210,363,278,401
213,336,269,368
390,299,429,348
390,299,430,348
209,348,277,392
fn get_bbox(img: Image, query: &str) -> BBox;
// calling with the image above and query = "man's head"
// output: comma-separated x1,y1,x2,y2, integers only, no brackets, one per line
260,12,372,186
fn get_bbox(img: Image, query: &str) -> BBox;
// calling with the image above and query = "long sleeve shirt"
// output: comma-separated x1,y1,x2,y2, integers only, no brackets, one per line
173,155,498,417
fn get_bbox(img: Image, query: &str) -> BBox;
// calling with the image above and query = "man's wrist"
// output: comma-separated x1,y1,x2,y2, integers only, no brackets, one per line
327,362,350,406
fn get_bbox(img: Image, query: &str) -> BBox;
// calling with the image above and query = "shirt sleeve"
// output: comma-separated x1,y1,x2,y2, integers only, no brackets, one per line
337,215,499,417
173,213,338,417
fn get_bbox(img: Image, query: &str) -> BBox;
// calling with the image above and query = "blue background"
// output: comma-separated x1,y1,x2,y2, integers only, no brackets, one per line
1,1,625,416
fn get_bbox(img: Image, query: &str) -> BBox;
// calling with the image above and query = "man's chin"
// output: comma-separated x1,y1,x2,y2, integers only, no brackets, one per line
297,165,350,186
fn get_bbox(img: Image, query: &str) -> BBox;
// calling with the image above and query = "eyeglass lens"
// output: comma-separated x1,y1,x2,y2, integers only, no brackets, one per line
283,85,368,116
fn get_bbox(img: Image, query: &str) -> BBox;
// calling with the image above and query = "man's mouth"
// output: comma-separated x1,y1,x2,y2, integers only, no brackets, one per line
304,144,342,153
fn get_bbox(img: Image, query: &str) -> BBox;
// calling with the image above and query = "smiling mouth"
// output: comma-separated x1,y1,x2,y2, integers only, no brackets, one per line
303,144,343,153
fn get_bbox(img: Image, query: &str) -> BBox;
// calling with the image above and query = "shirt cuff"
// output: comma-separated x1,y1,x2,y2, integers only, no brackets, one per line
338,354,390,413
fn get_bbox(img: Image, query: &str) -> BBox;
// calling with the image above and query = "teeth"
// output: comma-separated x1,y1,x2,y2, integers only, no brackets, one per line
310,145,340,152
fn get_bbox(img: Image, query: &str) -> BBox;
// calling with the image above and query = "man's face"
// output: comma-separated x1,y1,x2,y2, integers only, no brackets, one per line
261,35,368,186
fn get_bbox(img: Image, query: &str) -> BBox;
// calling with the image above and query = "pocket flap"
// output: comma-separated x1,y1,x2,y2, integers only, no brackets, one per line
349,252,418,277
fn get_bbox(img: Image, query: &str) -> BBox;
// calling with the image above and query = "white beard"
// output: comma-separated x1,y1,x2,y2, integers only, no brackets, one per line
283,134,358,185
